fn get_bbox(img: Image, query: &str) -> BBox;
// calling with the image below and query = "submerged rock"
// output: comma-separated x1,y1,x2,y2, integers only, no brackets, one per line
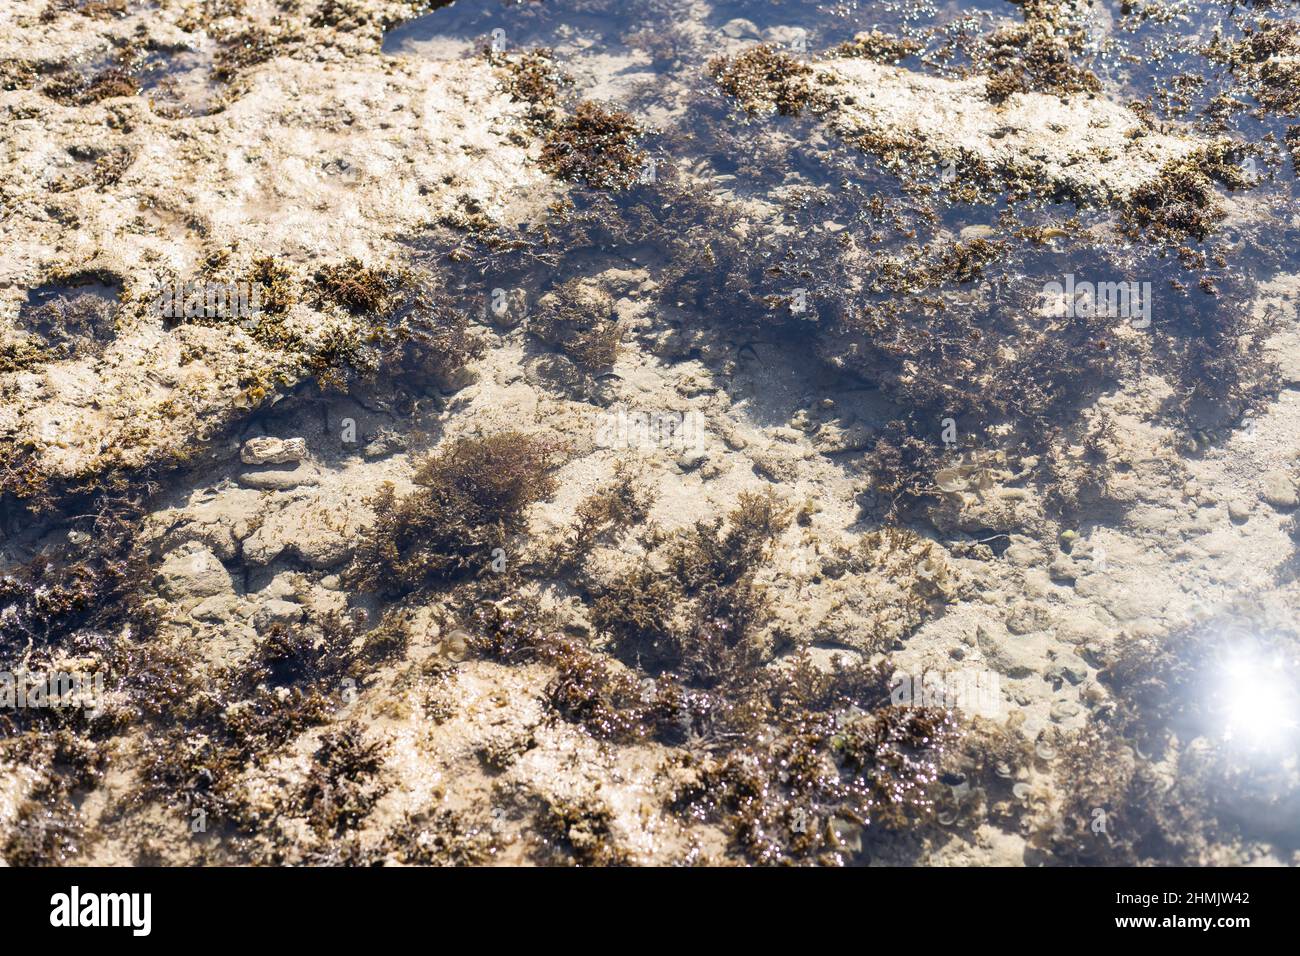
240,436,307,466
1261,469,1299,509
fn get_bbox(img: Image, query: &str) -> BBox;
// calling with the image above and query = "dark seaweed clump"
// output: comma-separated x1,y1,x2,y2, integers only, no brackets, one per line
593,489,789,683
455,478,970,863
708,45,819,116
347,432,562,594
527,277,622,372
134,609,361,854
472,596,963,864
1123,143,1256,243
41,54,140,105
1,731,102,865
15,290,118,362
0,504,153,723
545,461,654,571
300,723,389,838
835,30,922,65
539,101,647,190
980,24,1101,103
0,503,160,863
222,257,484,394
41,0,128,18
490,47,572,123
1205,20,1300,116
316,258,400,314
212,28,299,84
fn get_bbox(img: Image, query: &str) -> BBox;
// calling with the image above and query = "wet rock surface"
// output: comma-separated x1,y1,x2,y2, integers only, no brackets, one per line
816,57,1204,204
2,0,1299,868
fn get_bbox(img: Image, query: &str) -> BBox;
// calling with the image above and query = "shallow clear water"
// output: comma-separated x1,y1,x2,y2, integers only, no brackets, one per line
379,0,1300,858
4,0,1299,869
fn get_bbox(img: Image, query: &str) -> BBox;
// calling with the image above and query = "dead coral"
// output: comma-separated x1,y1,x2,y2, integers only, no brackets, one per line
837,526,954,642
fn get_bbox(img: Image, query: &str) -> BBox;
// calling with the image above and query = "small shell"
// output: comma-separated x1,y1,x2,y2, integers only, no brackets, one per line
935,467,968,493
937,810,957,826
440,628,470,662
995,761,1014,779
1012,782,1031,801
829,817,863,854
1035,741,1057,762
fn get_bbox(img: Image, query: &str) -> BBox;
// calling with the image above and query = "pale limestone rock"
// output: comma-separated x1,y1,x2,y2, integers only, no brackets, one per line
816,58,1204,204
240,436,307,466
1262,469,1298,509
156,547,233,602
